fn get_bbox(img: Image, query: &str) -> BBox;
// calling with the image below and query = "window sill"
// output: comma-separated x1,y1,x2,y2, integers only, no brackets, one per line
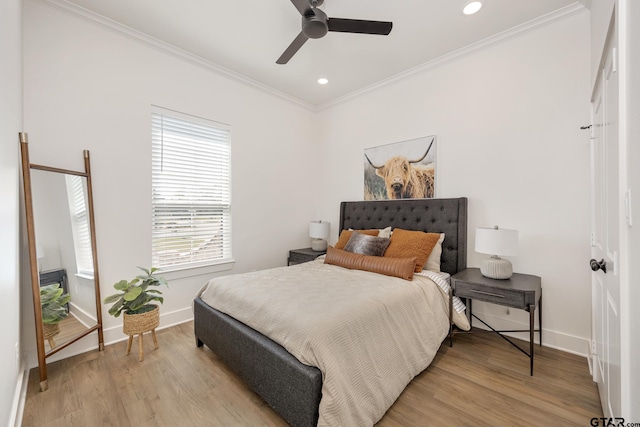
75,273,95,281
158,260,236,281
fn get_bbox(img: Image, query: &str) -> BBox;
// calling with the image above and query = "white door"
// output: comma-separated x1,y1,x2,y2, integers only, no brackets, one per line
590,16,621,419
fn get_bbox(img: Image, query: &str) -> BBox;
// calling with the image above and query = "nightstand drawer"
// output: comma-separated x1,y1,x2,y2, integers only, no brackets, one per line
288,248,326,266
289,252,314,264
454,281,525,309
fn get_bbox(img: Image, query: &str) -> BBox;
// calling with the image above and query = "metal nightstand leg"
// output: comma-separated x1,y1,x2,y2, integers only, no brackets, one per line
529,304,535,376
539,291,543,346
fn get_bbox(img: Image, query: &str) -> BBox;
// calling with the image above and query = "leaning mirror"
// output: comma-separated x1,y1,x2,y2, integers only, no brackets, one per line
19,132,104,392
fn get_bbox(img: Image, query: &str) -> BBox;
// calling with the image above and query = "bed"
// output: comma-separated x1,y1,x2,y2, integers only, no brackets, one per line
194,197,467,427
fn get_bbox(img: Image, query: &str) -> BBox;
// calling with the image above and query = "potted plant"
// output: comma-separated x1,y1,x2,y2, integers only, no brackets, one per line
40,283,71,349
103,267,168,361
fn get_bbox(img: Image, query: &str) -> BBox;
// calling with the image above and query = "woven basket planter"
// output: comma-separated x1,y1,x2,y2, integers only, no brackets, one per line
43,322,60,349
43,323,60,339
123,305,160,335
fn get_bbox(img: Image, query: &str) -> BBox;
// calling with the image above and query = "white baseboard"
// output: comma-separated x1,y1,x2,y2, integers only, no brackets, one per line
586,339,594,376
23,303,590,370
10,362,29,427
68,301,97,328
25,306,195,368
102,306,194,346
469,310,590,357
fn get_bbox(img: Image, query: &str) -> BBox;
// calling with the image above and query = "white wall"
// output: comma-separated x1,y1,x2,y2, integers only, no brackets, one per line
316,12,592,354
22,0,593,364
22,0,318,361
0,0,24,424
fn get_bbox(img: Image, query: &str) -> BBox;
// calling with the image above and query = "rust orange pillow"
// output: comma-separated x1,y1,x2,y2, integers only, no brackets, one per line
384,228,442,272
324,246,416,280
334,229,379,250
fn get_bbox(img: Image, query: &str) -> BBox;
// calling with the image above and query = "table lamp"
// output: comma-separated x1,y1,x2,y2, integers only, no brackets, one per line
309,220,330,251
475,226,518,279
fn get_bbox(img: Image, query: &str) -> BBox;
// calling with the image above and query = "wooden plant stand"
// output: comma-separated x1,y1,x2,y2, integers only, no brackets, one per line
42,323,60,349
123,306,160,361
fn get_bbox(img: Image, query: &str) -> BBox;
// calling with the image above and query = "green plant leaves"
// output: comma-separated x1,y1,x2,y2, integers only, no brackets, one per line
103,293,123,304
123,286,142,301
40,283,70,324
103,267,168,318
108,298,125,317
113,279,129,291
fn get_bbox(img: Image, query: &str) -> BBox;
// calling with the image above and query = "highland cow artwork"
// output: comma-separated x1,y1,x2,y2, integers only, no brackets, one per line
364,136,436,200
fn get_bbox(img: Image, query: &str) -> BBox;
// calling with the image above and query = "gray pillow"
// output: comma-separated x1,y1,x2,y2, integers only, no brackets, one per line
343,232,391,256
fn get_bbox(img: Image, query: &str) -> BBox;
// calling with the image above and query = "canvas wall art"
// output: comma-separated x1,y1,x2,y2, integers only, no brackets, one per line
364,136,436,200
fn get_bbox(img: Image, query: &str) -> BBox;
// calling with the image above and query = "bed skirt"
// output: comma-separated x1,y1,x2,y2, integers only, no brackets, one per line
194,297,322,427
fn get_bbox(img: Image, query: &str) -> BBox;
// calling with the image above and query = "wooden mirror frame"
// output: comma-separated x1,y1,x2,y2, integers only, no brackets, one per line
19,132,104,392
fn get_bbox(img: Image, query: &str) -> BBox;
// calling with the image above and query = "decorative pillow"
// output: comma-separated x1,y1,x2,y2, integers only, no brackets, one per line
416,270,470,331
384,228,442,272
377,226,392,238
424,233,445,272
324,246,416,280
344,232,391,256
334,229,379,250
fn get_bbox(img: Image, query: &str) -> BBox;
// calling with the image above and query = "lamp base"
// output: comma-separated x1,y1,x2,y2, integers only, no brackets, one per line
311,239,327,251
480,256,513,279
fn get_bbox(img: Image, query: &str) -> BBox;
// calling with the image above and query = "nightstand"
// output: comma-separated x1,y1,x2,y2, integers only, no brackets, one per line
287,248,326,266
450,267,542,375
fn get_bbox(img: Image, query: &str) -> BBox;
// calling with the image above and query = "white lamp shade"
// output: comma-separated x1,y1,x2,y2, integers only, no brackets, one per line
475,226,518,256
309,221,330,240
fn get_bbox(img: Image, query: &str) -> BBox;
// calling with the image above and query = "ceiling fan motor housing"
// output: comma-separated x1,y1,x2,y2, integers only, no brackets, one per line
302,9,328,39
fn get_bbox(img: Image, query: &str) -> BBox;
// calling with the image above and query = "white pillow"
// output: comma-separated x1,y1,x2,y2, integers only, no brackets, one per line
378,226,392,238
348,226,392,238
416,270,470,331
424,233,445,272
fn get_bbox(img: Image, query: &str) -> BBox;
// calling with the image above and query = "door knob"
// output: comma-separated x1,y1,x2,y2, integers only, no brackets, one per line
590,258,607,273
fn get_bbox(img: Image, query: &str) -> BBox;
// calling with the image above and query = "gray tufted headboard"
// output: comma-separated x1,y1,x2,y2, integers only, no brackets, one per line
339,198,468,275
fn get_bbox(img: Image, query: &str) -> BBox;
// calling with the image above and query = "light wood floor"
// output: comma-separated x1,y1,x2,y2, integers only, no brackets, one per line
44,315,91,353
22,322,602,426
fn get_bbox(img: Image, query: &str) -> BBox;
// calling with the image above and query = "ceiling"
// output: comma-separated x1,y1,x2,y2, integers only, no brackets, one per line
61,0,588,108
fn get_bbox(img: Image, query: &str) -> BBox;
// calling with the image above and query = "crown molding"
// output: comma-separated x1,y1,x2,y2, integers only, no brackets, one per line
316,2,588,111
30,0,586,113
31,0,316,111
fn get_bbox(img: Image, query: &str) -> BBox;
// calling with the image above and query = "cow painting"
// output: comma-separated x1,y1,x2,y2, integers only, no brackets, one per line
364,137,435,200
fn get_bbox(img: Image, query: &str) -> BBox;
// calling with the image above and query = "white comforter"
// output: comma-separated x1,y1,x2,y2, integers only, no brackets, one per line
199,258,450,427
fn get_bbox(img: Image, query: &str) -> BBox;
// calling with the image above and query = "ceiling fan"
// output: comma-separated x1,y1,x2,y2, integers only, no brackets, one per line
276,0,393,64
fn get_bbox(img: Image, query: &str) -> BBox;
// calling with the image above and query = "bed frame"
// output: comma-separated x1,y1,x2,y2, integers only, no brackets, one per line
194,197,467,427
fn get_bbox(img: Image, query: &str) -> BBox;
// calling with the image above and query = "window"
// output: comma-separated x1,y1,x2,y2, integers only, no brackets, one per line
151,107,232,270
65,175,94,277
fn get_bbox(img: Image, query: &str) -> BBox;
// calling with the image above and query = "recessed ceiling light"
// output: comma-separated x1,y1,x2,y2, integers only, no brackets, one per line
317,78,329,85
462,1,483,15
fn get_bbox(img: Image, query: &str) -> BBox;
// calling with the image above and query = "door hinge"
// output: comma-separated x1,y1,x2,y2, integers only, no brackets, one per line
613,47,618,73
590,232,596,247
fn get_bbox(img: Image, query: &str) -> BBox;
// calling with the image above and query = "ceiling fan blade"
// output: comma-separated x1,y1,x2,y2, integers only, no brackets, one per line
276,32,309,64
290,0,313,16
327,18,392,35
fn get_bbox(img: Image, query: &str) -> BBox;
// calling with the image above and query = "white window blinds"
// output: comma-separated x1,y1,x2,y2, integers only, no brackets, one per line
151,109,232,270
65,175,94,276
